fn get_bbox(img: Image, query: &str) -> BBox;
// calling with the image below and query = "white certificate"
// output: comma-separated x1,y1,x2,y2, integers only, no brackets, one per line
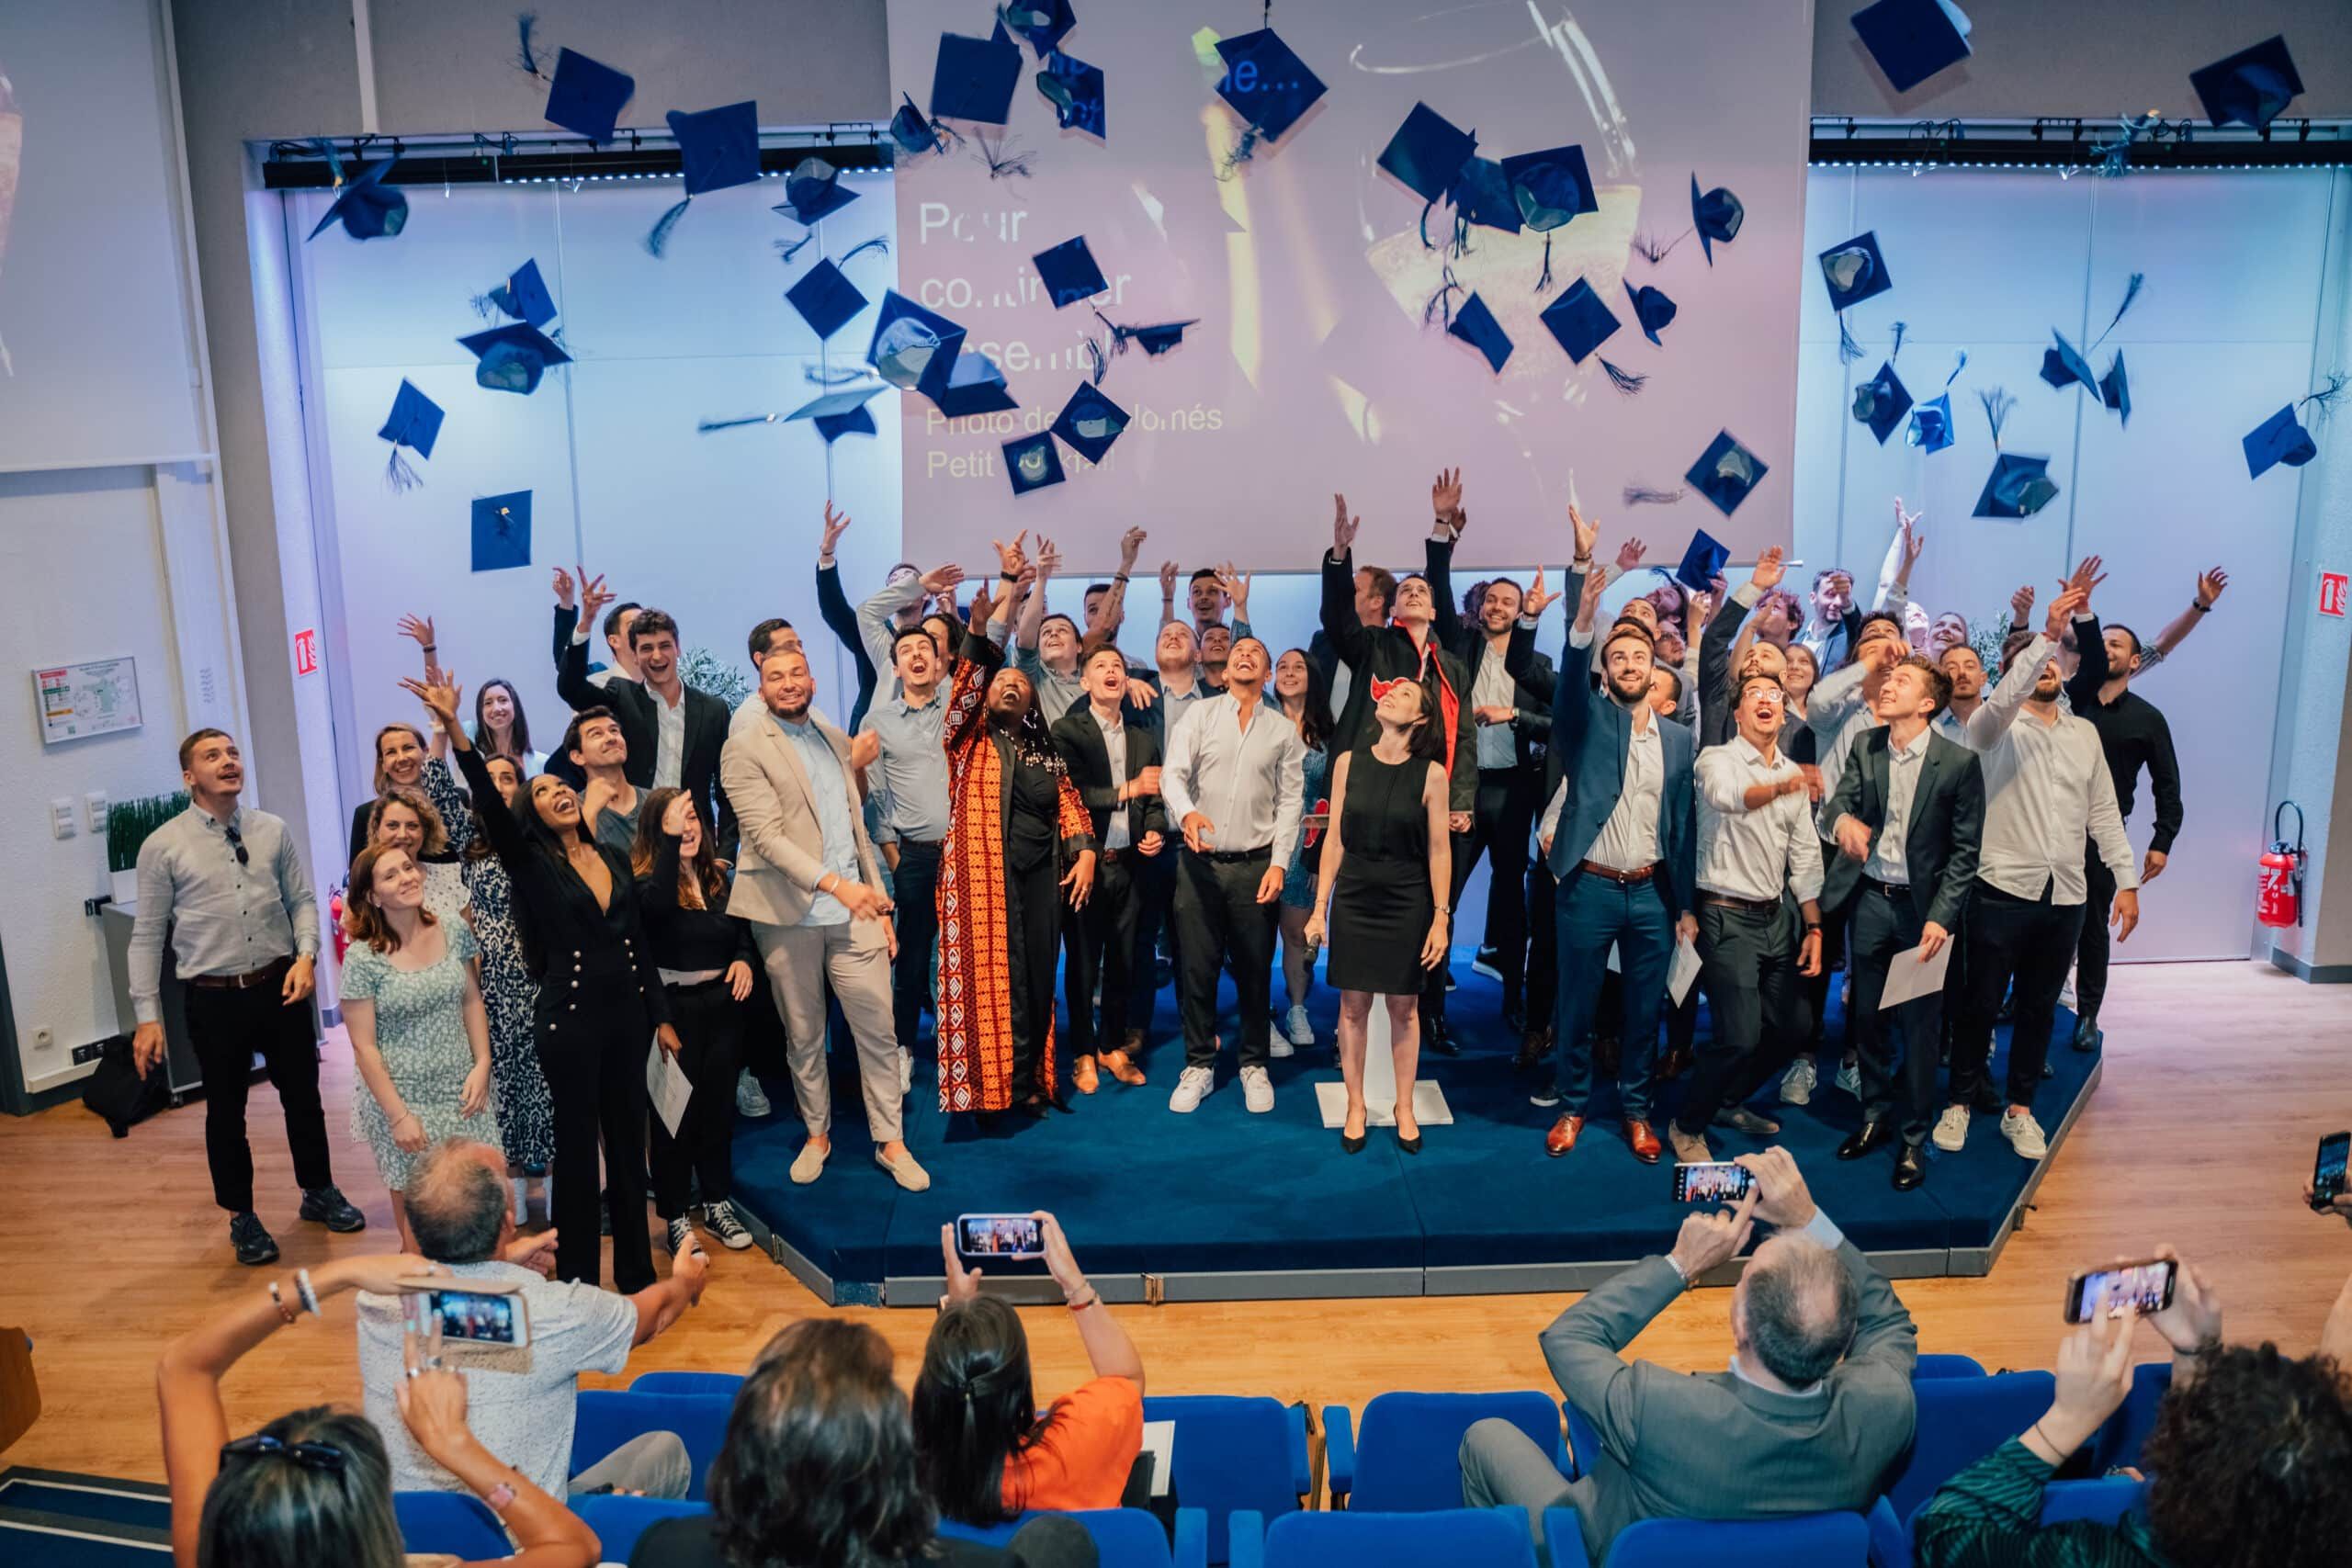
646,1038,695,1136
1878,939,1954,1009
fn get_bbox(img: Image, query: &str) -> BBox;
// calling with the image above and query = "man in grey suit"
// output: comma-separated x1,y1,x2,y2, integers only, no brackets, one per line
1461,1148,1917,1562
721,647,930,1194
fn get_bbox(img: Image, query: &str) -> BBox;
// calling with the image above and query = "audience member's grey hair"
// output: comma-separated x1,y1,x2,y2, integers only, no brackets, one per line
403,1141,506,1263
1744,1238,1860,1387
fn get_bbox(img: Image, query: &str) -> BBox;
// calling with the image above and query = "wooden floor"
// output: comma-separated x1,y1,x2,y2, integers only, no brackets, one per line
3,959,2345,1482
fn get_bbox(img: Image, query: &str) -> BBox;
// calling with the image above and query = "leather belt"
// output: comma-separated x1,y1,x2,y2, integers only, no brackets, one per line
1860,875,1913,898
1193,846,1271,864
1701,892,1780,915
1578,860,1657,885
189,955,293,990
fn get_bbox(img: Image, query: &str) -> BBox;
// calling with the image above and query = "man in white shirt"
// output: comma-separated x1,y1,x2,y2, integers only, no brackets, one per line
1162,637,1306,1116
1670,671,1826,1164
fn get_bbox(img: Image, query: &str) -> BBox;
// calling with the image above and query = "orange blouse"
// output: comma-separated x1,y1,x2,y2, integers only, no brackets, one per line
1001,1375,1145,1514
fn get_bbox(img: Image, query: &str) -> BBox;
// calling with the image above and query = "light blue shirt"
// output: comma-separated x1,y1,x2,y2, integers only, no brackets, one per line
775,714,861,926
857,691,951,845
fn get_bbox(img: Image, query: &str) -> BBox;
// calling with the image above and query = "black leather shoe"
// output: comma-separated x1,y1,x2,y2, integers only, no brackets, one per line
230,1211,280,1267
300,1185,367,1233
1341,1128,1367,1155
1396,1129,1423,1155
1838,1121,1894,1160
1503,1006,1527,1036
1893,1145,1927,1190
1513,1030,1552,1072
1425,1020,1463,1057
2074,1013,2102,1053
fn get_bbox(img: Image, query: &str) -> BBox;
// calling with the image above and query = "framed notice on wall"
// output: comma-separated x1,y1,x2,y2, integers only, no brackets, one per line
33,657,141,743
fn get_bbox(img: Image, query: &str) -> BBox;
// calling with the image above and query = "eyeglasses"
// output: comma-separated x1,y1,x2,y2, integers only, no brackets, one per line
220,1433,347,1472
221,822,250,867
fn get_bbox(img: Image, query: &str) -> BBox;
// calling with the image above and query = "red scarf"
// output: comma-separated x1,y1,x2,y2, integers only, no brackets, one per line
1375,626,1461,777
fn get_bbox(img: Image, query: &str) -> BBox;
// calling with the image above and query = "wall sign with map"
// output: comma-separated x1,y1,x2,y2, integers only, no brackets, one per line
33,657,141,743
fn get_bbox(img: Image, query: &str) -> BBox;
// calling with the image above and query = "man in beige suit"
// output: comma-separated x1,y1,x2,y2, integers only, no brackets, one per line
721,648,930,1192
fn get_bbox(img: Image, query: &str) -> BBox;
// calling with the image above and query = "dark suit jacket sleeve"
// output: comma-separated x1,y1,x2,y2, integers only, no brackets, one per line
2146,708,2183,854
555,615,599,714
1837,1236,1921,1378
1137,728,1170,840
2064,613,2109,711
818,561,880,730
1927,752,1984,932
1050,713,1122,817
1670,737,1699,918
553,603,577,678
1321,550,1373,673
1504,626,1554,739
1552,569,1597,761
700,696,739,863
1426,533,1468,661
1538,1256,1684,1464
1823,734,1871,841
1700,585,1753,719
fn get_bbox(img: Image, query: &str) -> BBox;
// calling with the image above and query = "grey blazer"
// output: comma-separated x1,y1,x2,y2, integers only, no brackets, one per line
719,710,885,930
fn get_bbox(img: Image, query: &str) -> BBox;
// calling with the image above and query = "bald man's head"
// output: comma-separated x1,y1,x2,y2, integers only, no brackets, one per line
404,1140,512,1263
1734,1235,1860,1388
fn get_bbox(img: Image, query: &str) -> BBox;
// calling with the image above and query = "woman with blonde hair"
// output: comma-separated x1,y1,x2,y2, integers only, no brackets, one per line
363,785,468,924
349,721,431,863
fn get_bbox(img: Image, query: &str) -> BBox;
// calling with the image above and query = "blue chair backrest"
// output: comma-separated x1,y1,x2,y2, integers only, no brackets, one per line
1603,1510,1871,1567
2039,1477,2148,1528
629,1370,748,1399
568,1495,707,1562
1913,1354,1986,1380
571,1389,735,1498
393,1491,510,1560
1880,1371,2056,1523
1352,1391,1564,1512
938,1508,1176,1568
2091,1361,2172,1473
1144,1394,1307,1562
1265,1508,1535,1568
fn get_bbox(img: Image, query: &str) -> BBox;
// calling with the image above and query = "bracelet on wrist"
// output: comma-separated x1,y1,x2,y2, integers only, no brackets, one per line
295,1268,322,1316
268,1280,300,1325
2192,600,2212,613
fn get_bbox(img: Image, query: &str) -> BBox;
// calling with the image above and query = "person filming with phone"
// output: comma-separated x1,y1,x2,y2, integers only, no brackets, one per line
1459,1147,1919,1562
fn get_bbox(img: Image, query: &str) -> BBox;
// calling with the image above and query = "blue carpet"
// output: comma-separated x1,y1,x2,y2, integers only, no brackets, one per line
0,1469,170,1564
730,962,2095,1300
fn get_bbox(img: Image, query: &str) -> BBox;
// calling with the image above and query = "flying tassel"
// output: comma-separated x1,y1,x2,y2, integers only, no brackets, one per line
643,197,690,257
469,291,501,321
802,365,870,387
1534,232,1555,294
1083,335,1110,385
1451,212,1471,260
840,236,890,266
513,12,546,78
975,130,1034,180
385,449,422,492
773,234,816,266
1943,348,1968,389
1623,485,1684,505
1979,386,2016,446
1421,266,1464,330
2091,271,2145,348
697,414,783,433
1218,125,1261,178
1890,321,1907,363
2301,370,2349,424
1417,197,1439,253
312,137,346,187
1838,314,1863,364
1633,229,1687,265
1600,358,1647,396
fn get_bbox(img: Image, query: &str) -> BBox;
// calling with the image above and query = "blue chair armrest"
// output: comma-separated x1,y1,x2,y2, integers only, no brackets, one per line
1229,1509,1266,1568
1172,1506,1210,1568
1320,1407,1354,1505
1286,1404,1313,1498
1541,1507,1593,1568
1867,1495,1912,1568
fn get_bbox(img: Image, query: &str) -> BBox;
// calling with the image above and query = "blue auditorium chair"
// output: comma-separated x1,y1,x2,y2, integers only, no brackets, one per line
1543,1506,1871,1568
1324,1391,1567,1511
393,1491,511,1559
568,1494,707,1562
1877,1370,2056,1523
2038,1476,2149,1527
2089,1361,2172,1473
570,1389,734,1499
1913,1353,1987,1379
936,1506,1209,1568
1142,1393,1311,1562
628,1369,749,1398
1231,1506,1536,1568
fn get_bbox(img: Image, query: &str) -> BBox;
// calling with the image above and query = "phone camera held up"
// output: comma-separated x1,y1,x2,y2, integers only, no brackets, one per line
956,1213,1045,1259
1671,1162,1755,1204
2313,1131,2349,1211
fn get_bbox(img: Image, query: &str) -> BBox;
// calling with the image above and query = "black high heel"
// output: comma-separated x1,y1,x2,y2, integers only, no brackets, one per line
1341,1124,1367,1154
1396,1125,1423,1155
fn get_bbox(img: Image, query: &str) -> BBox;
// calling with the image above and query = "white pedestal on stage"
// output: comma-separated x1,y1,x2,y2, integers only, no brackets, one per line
1314,1005,1455,1128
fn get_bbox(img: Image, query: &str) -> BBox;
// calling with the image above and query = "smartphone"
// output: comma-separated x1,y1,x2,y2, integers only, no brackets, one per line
399,1280,532,1350
2064,1258,2177,1324
1671,1161,1755,1204
2314,1131,2351,1210
956,1213,1044,1258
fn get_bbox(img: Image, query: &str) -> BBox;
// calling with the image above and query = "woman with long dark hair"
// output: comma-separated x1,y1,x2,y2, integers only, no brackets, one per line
631,786,757,1255
914,1213,1144,1525
1273,648,1336,1053
405,672,676,1292
471,678,547,774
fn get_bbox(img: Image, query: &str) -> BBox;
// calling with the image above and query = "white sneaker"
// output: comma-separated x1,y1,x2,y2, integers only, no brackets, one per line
1999,1109,2049,1160
1931,1104,1970,1153
1285,1005,1315,1046
1834,1060,1862,1099
1780,1058,1817,1106
1529,1086,1562,1108
899,1045,912,1098
736,1069,772,1119
1239,1065,1274,1113
1268,1021,1295,1059
1169,1066,1215,1113
789,1141,830,1185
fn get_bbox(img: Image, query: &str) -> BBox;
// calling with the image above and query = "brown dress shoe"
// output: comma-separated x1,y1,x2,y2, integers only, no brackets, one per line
1072,1055,1099,1095
1657,1048,1693,1082
1100,1048,1147,1087
1624,1119,1664,1164
1545,1114,1586,1157
1513,1029,1553,1072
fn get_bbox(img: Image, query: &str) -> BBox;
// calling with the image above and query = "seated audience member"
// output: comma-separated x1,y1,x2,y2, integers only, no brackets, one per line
915,1215,1146,1523
630,1319,1098,1568
157,1250,598,1568
1917,1248,2352,1568
353,1141,707,1500
1460,1148,1917,1561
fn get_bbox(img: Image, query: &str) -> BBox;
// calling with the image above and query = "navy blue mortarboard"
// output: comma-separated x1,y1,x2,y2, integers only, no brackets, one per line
1684,431,1770,516
1623,281,1678,345
307,157,407,243
2189,35,2303,131
1003,431,1066,495
889,93,949,158
1908,394,1954,452
2243,405,2315,479
1853,361,1914,445
867,291,965,389
813,406,878,443
1051,381,1129,465
1540,276,1621,364
789,384,886,444
773,158,857,225
786,259,868,340
1819,232,1892,311
1124,321,1193,355
2039,330,2098,391
1377,102,1476,203
1447,156,1522,234
645,102,760,256
1447,292,1512,374
1973,452,2058,518
1037,51,1105,137
458,322,573,395
378,380,442,491
1034,237,1109,309
922,347,1017,419
932,22,1023,125
2098,353,2131,425
1690,174,1744,265
470,491,532,572
477,259,556,328
544,49,635,143
1213,28,1326,147
1001,0,1076,57
1674,528,1730,592
1502,145,1598,231
1849,0,1973,94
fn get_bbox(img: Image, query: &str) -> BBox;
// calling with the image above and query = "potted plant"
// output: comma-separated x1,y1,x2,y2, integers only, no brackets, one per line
107,792,188,907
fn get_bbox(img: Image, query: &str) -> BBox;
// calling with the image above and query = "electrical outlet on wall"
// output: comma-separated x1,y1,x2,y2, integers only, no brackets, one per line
32,1028,53,1051
50,799,76,840
72,1041,101,1065
85,792,109,831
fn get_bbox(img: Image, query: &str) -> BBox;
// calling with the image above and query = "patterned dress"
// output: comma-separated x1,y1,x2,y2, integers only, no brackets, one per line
1281,743,1332,909
344,919,501,1190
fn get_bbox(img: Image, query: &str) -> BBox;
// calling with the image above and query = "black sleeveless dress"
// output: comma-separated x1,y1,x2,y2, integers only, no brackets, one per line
1326,748,1439,994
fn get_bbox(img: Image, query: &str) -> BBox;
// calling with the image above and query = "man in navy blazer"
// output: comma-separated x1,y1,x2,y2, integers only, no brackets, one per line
1532,509,1699,1164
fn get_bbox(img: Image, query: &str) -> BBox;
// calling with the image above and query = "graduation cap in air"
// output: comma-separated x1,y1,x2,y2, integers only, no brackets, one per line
307,155,408,242
1972,388,2058,517
1503,144,1598,289
544,48,635,143
377,379,442,491
786,259,868,340
1540,277,1621,364
889,93,952,158
867,291,965,389
2098,354,2131,424
1853,361,1914,445
2189,35,2303,131
1674,528,1730,592
921,345,1018,419
1037,51,1105,136
1906,350,1966,452
1446,156,1522,236
470,491,531,572
1088,309,1197,376
647,102,761,255
1377,103,1476,204
1849,0,1973,94
1818,231,1892,311
2243,404,2316,479
458,322,573,395
2039,332,2098,391
1000,0,1077,57
1447,292,1513,374
2041,274,2143,414
790,384,887,444
773,158,857,226
1212,28,1327,158
474,259,556,328
1034,236,1108,308
933,21,1024,125
1003,432,1067,495
1689,175,1744,267
1685,432,1770,516
1051,380,1129,464
1623,282,1678,345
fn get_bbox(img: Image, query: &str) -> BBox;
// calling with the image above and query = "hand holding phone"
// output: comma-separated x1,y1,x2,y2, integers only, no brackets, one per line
955,1213,1045,1258
1672,1161,1755,1204
2312,1131,2349,1212
2064,1258,2177,1325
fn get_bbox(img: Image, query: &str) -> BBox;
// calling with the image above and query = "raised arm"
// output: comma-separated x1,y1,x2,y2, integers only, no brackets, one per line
411,677,524,868
1705,549,1777,707
550,567,578,675
1016,536,1059,652
1321,493,1374,671
555,570,612,714
2144,566,2227,663
860,567,944,681
1966,585,2085,750
1425,466,1468,660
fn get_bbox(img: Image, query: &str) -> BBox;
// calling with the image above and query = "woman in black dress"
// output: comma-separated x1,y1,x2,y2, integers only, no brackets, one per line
404,673,676,1293
1304,675,1452,1153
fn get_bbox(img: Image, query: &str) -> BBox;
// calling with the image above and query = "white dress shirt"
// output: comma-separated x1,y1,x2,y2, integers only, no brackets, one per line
1973,705,2139,905
1473,639,1518,770
1863,725,1932,885
1586,715,1664,873
1099,712,1131,852
1695,738,1825,904
651,682,686,790
1161,691,1306,867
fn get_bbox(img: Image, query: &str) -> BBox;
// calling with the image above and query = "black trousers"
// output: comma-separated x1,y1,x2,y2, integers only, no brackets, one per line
1845,886,1940,1147
1524,857,1557,1029
1424,768,1542,1022
1676,901,1810,1135
1007,852,1063,1104
538,982,656,1293
1064,849,1140,1059
1954,878,2086,1112
1801,853,1852,1055
2074,843,2116,1023
890,839,943,1050
1176,848,1277,1071
650,978,745,1219
186,974,333,1213
1127,847,1179,1041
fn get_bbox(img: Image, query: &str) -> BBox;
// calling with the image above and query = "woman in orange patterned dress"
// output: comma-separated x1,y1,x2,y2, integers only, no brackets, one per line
937,548,1098,1116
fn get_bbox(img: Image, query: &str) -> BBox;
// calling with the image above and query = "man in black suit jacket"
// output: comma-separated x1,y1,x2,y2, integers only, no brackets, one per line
1818,650,1984,1190
1051,646,1171,1091
558,577,736,861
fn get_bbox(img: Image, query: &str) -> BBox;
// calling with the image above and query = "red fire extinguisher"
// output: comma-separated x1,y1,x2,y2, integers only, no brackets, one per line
2257,802,2305,929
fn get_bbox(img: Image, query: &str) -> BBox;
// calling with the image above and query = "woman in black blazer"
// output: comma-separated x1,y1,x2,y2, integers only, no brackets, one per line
347,721,431,865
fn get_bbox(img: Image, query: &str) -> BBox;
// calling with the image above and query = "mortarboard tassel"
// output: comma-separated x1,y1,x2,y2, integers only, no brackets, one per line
1219,125,1261,178
385,448,423,492
2301,370,2349,425
1979,386,2016,446
1633,229,1687,265
1534,232,1555,295
513,12,547,78
1838,314,1864,365
644,197,691,257
469,291,501,321
1083,335,1110,385
1623,485,1685,506
975,130,1034,180
2091,272,2145,348
1421,266,1464,330
840,236,890,266
1600,358,1646,396
697,414,784,433
773,233,815,265
1944,349,1967,388
1890,321,1907,363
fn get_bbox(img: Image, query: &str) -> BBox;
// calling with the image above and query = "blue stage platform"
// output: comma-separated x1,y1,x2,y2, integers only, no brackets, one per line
727,965,2098,1306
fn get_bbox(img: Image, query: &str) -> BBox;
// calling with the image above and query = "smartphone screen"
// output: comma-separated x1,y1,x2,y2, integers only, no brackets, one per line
1671,1162,1755,1204
2065,1259,2177,1324
2315,1132,2350,1208
956,1213,1044,1258
402,1287,529,1348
